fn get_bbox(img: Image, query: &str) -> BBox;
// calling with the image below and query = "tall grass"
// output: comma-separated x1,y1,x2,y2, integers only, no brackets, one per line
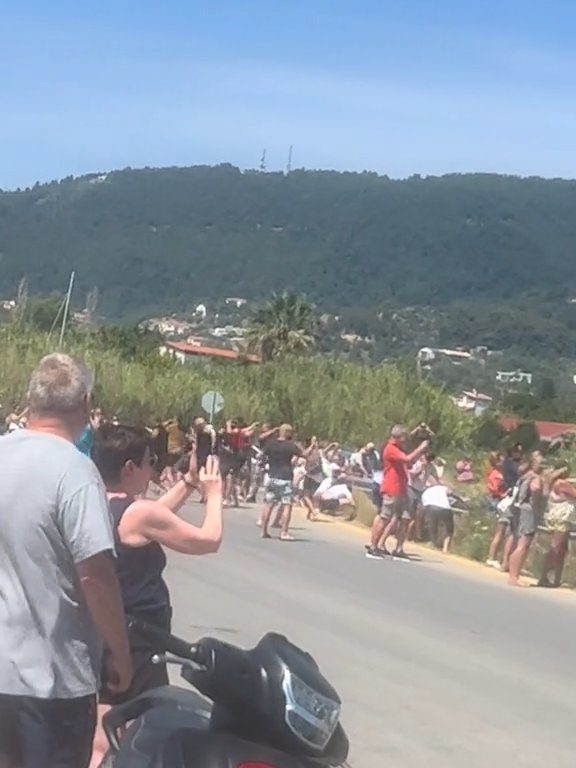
0,328,474,446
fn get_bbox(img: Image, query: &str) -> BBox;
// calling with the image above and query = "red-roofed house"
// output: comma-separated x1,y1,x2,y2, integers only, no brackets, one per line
500,418,576,442
161,341,261,365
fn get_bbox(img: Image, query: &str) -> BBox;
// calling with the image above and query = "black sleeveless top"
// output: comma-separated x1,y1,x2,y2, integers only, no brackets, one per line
196,430,213,468
109,497,170,615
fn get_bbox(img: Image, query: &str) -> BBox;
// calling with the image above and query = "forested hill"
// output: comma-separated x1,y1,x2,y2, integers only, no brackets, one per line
1,164,576,318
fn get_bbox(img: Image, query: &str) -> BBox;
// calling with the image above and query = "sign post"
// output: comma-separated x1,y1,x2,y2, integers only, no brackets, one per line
201,390,225,424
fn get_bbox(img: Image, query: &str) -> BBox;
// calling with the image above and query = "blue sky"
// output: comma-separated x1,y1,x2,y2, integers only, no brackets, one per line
1,0,575,188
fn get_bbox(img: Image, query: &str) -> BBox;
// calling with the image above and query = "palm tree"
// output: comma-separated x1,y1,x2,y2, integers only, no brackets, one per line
246,292,319,362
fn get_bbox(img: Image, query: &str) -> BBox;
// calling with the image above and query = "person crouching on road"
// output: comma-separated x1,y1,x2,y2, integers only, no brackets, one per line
421,480,465,553
366,424,429,560
89,425,223,768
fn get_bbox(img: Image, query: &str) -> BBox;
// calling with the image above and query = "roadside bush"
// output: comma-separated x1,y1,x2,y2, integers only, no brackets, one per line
0,328,474,448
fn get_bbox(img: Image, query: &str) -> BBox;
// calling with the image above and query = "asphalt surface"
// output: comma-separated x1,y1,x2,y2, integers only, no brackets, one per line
167,502,576,768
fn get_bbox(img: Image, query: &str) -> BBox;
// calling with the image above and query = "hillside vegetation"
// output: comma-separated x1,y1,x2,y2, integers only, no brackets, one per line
2,166,576,324
0,327,472,448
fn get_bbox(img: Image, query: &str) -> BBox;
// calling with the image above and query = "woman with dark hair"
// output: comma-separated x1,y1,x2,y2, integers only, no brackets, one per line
538,463,576,588
89,424,223,767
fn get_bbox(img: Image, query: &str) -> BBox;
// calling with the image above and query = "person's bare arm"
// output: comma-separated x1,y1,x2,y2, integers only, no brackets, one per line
404,441,429,464
76,552,131,692
121,457,223,555
530,476,543,499
556,479,576,500
259,426,278,442
242,422,260,437
302,437,318,458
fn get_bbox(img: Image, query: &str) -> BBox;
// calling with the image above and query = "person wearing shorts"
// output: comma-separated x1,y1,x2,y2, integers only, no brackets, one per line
538,463,576,588
507,457,544,587
366,425,428,560
220,419,259,506
260,424,302,540
265,477,294,506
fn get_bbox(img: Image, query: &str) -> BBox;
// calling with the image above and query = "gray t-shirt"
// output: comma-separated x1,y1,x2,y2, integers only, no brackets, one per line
0,429,114,699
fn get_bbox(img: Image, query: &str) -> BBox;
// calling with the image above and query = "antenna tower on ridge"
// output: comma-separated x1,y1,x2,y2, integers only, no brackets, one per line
287,145,293,174
259,149,267,172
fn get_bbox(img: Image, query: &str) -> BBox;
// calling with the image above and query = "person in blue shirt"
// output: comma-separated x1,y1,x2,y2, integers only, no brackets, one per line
75,408,102,457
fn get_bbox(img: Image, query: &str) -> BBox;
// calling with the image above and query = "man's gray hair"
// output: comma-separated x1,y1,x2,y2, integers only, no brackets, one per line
27,353,94,415
390,424,407,439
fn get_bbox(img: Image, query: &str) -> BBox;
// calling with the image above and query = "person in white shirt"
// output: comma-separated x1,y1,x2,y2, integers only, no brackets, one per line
314,468,356,513
421,481,462,553
349,447,366,477
407,452,438,540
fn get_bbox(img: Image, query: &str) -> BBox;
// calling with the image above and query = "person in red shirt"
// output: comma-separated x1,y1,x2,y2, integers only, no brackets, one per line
485,451,509,569
366,425,428,560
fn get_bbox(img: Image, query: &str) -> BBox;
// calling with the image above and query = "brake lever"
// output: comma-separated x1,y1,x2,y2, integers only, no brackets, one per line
152,652,204,671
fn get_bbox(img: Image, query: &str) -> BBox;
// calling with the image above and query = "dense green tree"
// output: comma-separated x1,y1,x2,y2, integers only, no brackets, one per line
1,166,576,320
18,295,63,332
91,325,163,362
246,292,319,362
3,166,576,362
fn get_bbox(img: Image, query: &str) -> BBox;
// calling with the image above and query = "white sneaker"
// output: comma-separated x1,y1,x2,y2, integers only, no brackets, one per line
485,559,501,570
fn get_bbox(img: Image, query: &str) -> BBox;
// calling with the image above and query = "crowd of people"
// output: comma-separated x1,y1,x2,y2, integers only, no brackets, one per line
484,445,576,587
1,353,575,767
144,418,359,541
364,424,467,560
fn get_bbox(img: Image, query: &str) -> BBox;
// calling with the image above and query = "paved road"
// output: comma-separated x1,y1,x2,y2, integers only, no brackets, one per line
167,503,576,768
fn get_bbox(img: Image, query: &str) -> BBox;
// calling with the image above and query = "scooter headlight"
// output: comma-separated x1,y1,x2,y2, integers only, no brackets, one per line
281,669,340,751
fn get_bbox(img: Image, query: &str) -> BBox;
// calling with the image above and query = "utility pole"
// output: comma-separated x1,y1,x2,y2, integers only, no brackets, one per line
59,271,76,348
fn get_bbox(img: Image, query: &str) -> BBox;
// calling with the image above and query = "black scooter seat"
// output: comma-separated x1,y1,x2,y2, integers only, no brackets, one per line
106,686,211,768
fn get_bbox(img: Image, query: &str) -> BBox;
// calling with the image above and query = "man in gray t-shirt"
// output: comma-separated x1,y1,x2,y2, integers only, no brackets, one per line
0,354,131,768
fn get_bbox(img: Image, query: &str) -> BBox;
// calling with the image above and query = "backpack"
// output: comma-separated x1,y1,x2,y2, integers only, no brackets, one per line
496,483,520,516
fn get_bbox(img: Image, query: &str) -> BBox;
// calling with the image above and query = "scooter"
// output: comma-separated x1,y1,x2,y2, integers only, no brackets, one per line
101,617,350,767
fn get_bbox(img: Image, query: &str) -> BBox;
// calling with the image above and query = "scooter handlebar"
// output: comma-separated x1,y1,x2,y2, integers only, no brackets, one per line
128,615,199,661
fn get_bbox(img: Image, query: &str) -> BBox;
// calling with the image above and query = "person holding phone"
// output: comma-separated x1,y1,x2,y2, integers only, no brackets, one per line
90,424,223,767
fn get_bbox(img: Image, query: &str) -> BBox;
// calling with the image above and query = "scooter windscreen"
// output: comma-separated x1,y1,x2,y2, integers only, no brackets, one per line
184,632,349,764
